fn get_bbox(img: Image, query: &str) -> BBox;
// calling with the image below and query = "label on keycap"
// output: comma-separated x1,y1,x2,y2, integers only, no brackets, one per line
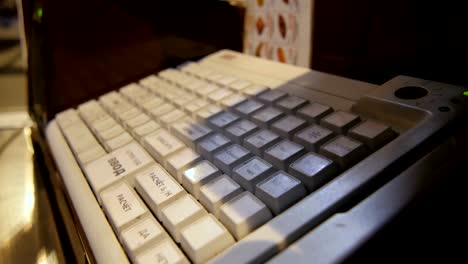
143,129,185,164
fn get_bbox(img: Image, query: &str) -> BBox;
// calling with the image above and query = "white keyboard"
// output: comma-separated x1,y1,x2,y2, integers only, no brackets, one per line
45,50,465,263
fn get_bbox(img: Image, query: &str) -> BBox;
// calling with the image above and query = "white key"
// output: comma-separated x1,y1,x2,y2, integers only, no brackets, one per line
185,79,205,92
150,103,175,118
77,145,106,165
219,192,272,240
196,83,219,98
199,175,243,217
56,109,81,129
159,109,187,128
135,164,186,219
208,88,233,103
135,239,189,264
160,194,206,242
84,142,154,197
166,148,202,183
217,75,238,86
118,108,141,121
125,113,150,129
101,182,148,231
180,214,235,264
171,119,212,149
242,84,269,97
195,105,223,121
229,80,252,92
143,129,185,165
132,121,161,139
221,94,247,108
98,125,124,141
62,123,99,154
139,75,160,88
206,72,225,82
120,216,167,260
183,161,221,199
91,117,117,132
104,132,133,151
141,97,164,113
184,99,209,116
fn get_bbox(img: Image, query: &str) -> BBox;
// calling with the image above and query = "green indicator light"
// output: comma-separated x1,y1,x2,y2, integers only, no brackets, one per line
37,7,43,18
464,91,468,96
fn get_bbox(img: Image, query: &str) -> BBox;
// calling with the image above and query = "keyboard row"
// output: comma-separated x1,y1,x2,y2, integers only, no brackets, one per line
55,62,396,263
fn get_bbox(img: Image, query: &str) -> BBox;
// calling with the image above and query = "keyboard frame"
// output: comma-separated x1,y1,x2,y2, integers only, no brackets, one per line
44,50,467,263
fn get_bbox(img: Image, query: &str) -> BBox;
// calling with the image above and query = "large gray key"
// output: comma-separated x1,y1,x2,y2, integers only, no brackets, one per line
232,157,276,193
319,135,367,169
296,102,333,123
197,133,232,162
293,125,335,152
225,119,259,144
264,140,306,171
289,153,338,191
243,129,282,157
320,111,361,134
234,100,265,118
275,96,308,113
213,144,252,176
347,119,396,150
271,115,308,139
255,171,306,215
251,107,285,128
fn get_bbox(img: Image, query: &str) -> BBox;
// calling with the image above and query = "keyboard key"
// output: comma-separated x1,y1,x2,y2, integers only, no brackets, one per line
218,192,272,240
199,175,243,217
197,133,232,161
160,194,206,242
118,108,141,122
293,125,335,152
166,148,202,182
243,129,282,157
251,106,285,128
289,153,338,191
101,182,148,231
229,79,252,92
264,140,306,171
196,83,219,98
208,111,240,131
225,119,259,144
120,216,166,260
56,108,81,129
208,87,233,103
184,99,209,116
183,160,221,199
84,142,154,196
125,113,150,129
195,104,223,121
257,89,288,104
221,94,247,108
104,132,133,151
143,129,185,165
271,115,308,139
136,239,189,264
61,122,99,154
217,75,238,86
159,109,187,128
255,171,307,214
171,119,213,149
150,103,175,118
320,110,361,134
132,121,161,139
91,116,117,132
348,119,396,150
76,145,106,165
233,100,265,118
97,124,124,141
180,214,235,264
296,102,333,123
242,84,269,97
232,157,275,193
135,165,186,218
213,144,252,176
319,136,367,169
275,95,308,113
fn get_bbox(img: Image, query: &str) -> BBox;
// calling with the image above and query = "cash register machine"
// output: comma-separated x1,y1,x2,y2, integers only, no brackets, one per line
24,0,468,263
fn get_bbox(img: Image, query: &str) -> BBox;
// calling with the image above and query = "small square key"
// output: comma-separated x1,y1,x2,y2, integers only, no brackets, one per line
320,111,361,134
293,125,335,152
207,111,240,131
255,171,307,214
319,136,367,169
296,102,333,123
348,119,397,150
242,85,269,97
232,157,276,193
258,89,288,104
251,107,285,128
213,144,252,176
289,153,338,191
271,115,308,139
275,95,308,113
225,119,259,144
199,175,243,217
264,140,306,171
183,160,222,199
243,129,282,157
233,100,265,118
197,133,232,161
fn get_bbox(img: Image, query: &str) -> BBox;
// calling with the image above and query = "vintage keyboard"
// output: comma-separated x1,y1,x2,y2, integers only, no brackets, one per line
45,50,466,263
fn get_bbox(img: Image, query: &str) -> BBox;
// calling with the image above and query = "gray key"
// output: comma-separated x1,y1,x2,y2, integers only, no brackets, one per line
320,111,361,134
251,107,285,128
319,136,367,169
271,115,308,139
213,144,252,176
208,111,240,131
172,120,213,149
293,125,335,152
275,96,308,113
232,157,276,193
348,119,396,150
289,153,338,191
255,171,306,214
225,119,259,144
264,140,306,171
234,100,265,118
296,102,333,123
197,133,232,161
243,129,282,157
258,90,288,104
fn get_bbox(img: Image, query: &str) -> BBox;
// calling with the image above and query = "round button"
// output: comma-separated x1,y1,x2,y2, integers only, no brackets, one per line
394,86,428,100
